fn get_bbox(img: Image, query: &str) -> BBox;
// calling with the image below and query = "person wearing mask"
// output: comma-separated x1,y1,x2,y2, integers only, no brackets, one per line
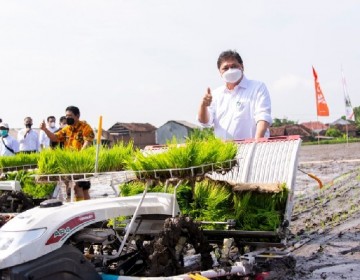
39,116,58,149
59,116,67,129
198,50,272,140
56,116,67,149
0,123,19,156
40,106,95,200
18,117,40,153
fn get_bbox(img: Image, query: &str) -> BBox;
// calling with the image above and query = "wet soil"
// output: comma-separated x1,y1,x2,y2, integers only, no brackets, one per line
281,142,360,279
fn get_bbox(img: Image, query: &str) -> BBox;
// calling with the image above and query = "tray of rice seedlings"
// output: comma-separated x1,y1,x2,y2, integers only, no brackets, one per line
118,178,288,232
126,137,238,180
36,142,136,182
97,142,135,172
0,153,39,173
4,170,56,199
36,147,94,182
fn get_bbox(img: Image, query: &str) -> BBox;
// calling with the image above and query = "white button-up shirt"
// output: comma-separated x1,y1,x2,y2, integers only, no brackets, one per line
39,126,58,149
0,135,19,156
17,129,40,152
200,76,272,140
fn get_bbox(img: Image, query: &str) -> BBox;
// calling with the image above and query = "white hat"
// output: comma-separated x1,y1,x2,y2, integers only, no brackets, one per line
0,123,9,129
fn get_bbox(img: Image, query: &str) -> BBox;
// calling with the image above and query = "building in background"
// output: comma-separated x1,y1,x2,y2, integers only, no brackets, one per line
107,122,156,149
156,120,199,145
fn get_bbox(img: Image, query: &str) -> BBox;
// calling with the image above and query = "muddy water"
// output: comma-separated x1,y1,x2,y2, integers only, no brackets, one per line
295,142,360,196
287,142,360,279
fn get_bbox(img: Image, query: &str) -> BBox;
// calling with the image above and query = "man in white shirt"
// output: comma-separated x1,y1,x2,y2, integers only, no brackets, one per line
198,50,272,140
17,117,39,153
0,123,19,156
39,116,58,149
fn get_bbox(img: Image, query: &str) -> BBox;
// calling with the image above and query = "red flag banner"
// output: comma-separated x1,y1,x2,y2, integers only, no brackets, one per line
312,66,330,117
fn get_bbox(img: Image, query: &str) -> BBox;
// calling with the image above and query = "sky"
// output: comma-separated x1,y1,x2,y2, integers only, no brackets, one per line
0,0,359,130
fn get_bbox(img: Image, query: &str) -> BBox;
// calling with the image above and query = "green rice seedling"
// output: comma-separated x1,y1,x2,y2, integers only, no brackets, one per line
187,180,211,218
57,149,95,174
196,181,235,227
232,188,288,231
119,181,147,197
126,138,238,179
187,128,215,141
98,142,135,172
241,209,281,231
37,147,62,174
5,170,56,198
37,142,136,175
0,153,39,170
127,151,175,179
118,178,287,232
174,184,193,211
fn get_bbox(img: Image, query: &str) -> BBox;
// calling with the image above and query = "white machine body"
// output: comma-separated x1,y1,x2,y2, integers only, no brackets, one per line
0,193,179,269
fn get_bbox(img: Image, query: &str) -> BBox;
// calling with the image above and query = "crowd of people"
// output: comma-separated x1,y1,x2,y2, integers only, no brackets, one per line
0,116,67,156
0,106,95,200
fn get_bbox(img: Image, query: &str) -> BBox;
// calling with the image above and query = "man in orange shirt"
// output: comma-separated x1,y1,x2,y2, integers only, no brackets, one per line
40,106,95,200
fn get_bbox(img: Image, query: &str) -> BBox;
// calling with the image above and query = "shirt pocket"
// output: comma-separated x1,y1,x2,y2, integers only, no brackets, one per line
233,100,250,119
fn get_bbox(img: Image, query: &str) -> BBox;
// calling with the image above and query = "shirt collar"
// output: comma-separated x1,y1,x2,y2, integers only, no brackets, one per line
69,121,82,131
224,75,248,93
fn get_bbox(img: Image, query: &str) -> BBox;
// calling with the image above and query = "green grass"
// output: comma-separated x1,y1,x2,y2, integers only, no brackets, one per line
302,137,360,145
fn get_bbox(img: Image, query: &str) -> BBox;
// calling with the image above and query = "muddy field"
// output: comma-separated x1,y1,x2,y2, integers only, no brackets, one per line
278,142,360,280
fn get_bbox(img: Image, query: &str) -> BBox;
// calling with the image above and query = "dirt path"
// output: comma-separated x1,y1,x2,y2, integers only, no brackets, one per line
283,142,360,279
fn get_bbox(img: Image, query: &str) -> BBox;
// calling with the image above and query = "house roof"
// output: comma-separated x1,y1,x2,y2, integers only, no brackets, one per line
108,122,157,133
161,120,199,129
269,126,286,137
270,124,312,137
300,121,328,131
285,124,312,136
331,118,353,125
333,123,358,133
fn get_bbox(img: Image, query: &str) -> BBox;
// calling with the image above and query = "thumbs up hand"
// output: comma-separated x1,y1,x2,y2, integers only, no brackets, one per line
202,87,212,107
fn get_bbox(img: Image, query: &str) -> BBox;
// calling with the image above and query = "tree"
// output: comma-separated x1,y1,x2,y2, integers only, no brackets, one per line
188,127,215,140
271,117,297,127
353,106,360,124
325,127,343,138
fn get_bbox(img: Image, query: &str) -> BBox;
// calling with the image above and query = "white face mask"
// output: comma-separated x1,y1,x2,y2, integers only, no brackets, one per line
49,122,56,128
222,68,242,83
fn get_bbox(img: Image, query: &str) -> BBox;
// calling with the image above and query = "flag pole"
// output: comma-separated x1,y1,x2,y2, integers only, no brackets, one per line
316,116,320,145
341,66,353,146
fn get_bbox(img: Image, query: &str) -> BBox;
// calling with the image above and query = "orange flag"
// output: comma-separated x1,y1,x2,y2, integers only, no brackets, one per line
312,66,330,116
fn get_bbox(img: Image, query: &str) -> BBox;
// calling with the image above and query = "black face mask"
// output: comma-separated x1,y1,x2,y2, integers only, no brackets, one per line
25,123,32,128
66,117,75,125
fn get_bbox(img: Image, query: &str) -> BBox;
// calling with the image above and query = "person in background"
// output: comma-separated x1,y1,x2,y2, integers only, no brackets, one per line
198,49,272,140
59,116,67,129
0,122,19,156
40,106,95,200
39,116,58,150
18,117,40,153
57,116,67,149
